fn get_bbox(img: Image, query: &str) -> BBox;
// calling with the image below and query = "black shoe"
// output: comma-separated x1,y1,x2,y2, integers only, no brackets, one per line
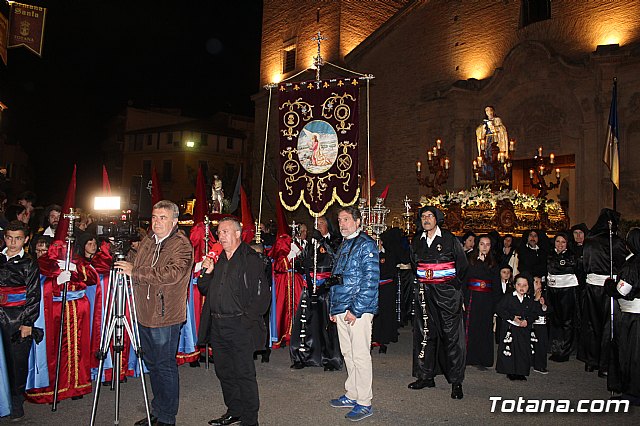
516,375,527,381
598,370,608,378
378,344,387,354
261,349,271,363
408,378,435,389
324,365,338,371
475,365,488,371
290,362,304,369
585,364,595,372
134,415,157,426
157,422,174,426
208,414,241,425
451,383,463,399
189,360,200,368
507,374,517,381
71,395,83,400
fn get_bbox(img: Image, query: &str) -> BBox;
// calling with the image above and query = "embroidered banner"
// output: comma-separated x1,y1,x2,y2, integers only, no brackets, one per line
0,2,9,66
8,2,46,57
278,79,360,217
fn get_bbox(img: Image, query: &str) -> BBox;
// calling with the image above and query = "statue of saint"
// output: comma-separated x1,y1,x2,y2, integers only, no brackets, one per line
211,175,225,213
475,106,509,157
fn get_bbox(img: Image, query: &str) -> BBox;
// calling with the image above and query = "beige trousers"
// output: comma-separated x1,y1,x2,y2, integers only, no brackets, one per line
336,312,374,406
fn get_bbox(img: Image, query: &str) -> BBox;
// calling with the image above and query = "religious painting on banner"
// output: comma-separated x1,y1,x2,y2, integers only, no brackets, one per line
278,79,360,217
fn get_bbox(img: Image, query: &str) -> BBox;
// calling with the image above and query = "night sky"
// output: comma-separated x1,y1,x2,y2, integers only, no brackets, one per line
0,0,263,207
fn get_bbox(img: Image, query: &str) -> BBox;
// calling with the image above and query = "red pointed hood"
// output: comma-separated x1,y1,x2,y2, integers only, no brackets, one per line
54,165,77,241
240,185,255,243
275,194,289,237
379,184,389,201
151,167,164,206
102,165,112,195
193,166,207,224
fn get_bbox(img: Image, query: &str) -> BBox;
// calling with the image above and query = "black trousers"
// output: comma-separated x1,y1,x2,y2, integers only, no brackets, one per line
211,316,259,425
548,286,576,360
0,322,32,413
412,282,466,384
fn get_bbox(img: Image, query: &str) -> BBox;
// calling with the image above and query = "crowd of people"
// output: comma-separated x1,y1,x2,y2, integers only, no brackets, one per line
1,189,639,424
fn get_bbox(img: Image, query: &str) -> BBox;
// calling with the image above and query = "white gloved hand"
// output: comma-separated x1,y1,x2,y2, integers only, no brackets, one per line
194,261,203,274
57,270,72,285
287,243,302,261
618,280,633,296
57,260,77,272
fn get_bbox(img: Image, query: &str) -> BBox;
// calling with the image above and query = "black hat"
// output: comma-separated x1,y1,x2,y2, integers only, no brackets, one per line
418,205,445,225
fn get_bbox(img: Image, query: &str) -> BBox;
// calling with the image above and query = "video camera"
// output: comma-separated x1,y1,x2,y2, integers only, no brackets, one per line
94,197,140,258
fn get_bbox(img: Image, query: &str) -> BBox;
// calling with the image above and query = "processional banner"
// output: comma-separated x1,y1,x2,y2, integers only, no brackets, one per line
278,78,360,217
8,2,46,57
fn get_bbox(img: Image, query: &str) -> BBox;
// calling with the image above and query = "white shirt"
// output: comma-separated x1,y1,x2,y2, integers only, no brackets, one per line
421,226,442,248
43,226,55,237
2,247,25,260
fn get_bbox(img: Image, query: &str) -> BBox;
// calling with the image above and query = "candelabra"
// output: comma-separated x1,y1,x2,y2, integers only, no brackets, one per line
473,138,516,190
359,196,390,240
529,146,560,199
416,139,450,196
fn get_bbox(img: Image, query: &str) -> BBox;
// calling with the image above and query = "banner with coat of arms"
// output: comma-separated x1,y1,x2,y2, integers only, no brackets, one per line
278,78,360,217
8,2,46,57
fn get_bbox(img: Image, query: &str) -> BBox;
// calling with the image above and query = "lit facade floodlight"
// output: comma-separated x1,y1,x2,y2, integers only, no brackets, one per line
94,196,121,211
186,140,195,148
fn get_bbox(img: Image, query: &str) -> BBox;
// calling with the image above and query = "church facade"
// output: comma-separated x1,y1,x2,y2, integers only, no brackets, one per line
255,0,640,227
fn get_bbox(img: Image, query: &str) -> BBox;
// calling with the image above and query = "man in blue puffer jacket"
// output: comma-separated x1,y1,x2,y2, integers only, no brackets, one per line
328,206,379,422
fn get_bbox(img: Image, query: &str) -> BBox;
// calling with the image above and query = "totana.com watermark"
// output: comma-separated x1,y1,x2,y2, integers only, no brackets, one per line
489,396,630,413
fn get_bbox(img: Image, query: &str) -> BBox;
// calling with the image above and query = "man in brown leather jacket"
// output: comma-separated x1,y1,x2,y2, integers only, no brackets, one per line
116,200,193,426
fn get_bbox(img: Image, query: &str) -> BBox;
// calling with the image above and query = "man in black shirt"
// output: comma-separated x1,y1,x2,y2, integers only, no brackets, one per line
198,217,270,426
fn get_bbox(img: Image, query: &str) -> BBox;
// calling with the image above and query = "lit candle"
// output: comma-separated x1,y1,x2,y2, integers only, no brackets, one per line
555,168,560,179
445,158,450,169
416,161,421,172
550,153,555,164
538,146,543,157
433,147,438,157
509,139,515,151
475,172,479,181
529,169,534,179
480,140,486,151
540,165,544,175
504,164,508,173
428,151,433,161
437,139,442,149
473,160,477,169
477,156,483,167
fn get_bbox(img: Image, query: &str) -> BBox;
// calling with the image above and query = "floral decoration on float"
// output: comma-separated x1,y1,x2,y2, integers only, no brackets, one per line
419,186,569,235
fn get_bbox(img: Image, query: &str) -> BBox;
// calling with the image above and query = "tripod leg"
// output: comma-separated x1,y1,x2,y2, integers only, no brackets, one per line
89,356,108,426
114,350,122,425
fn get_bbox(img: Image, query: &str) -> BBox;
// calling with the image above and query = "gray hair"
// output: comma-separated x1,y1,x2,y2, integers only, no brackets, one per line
219,216,242,232
153,200,180,219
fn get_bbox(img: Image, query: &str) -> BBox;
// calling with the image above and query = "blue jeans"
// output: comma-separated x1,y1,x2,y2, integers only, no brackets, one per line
139,323,182,424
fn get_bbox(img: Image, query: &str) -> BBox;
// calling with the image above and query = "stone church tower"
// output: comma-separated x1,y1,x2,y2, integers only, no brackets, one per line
255,0,640,228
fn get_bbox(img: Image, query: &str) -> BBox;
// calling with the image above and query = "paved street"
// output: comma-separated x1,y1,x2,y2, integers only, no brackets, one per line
11,327,637,425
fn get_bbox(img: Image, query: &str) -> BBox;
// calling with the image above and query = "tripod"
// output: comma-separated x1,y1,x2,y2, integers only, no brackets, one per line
90,253,151,426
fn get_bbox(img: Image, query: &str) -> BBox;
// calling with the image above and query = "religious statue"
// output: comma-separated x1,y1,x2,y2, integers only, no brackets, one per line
211,175,224,213
475,106,509,157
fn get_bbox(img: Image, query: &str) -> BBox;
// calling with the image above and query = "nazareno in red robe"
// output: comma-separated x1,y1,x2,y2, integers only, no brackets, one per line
25,240,95,403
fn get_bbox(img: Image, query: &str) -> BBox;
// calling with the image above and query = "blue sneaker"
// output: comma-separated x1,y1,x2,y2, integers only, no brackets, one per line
330,395,357,408
345,404,373,421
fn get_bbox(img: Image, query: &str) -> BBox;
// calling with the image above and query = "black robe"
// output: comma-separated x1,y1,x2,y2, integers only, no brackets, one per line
372,228,403,346
496,292,543,376
463,257,500,367
289,231,343,370
546,248,578,361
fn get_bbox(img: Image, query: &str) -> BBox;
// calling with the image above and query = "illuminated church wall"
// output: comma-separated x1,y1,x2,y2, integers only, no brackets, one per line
256,0,640,227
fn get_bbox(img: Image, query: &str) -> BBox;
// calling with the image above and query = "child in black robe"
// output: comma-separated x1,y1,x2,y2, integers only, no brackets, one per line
531,275,550,374
496,274,543,380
